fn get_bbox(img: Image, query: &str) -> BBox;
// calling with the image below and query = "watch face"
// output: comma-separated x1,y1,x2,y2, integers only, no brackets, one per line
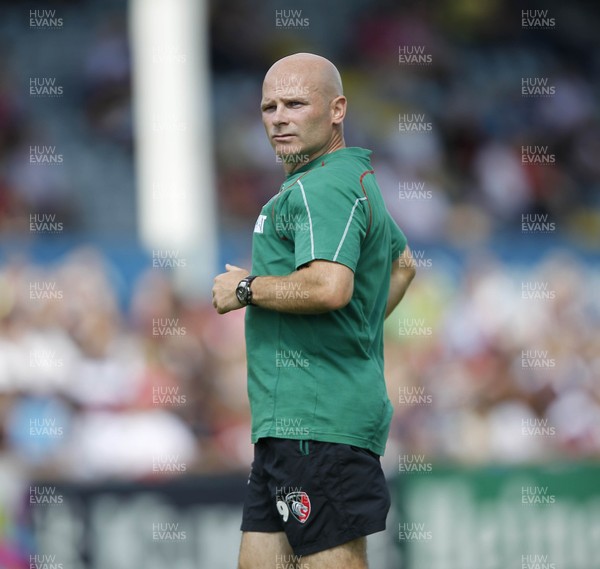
236,285,246,304
235,282,248,304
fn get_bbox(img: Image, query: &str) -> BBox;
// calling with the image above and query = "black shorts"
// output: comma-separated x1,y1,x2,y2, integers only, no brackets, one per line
240,437,391,556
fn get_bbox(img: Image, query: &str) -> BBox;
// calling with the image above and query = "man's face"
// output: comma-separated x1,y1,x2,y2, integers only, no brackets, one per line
261,70,335,163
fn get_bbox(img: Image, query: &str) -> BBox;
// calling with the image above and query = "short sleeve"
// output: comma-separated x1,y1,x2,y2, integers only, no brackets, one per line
288,178,368,271
388,211,408,260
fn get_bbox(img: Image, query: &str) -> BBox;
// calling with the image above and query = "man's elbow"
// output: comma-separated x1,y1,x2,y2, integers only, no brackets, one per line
397,248,417,285
398,265,416,293
320,281,353,312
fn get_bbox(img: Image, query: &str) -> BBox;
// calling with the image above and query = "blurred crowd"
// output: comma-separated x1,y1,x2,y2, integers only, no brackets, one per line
384,250,600,474
0,246,598,485
0,247,252,481
211,0,600,247
0,1,133,236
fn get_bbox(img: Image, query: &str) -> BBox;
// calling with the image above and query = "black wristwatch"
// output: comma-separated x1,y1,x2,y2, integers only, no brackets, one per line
236,276,257,306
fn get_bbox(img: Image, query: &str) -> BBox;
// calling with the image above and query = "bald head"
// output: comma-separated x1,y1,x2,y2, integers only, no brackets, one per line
261,53,347,174
264,53,343,100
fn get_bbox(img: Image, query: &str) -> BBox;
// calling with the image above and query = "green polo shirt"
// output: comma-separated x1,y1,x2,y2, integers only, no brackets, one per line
245,147,407,455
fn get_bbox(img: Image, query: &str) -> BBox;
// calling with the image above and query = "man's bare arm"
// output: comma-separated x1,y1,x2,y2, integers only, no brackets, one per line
252,260,353,313
212,260,353,315
385,246,416,318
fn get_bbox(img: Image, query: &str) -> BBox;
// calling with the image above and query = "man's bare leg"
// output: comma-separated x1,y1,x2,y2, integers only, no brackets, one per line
301,537,368,569
238,531,294,569
238,532,368,569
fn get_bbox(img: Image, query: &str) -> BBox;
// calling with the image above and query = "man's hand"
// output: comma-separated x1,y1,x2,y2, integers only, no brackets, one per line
212,264,249,314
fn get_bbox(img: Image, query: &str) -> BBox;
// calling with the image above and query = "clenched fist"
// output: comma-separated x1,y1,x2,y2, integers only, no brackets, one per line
212,264,249,314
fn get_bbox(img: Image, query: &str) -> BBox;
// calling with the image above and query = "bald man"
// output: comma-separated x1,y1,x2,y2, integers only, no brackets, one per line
213,53,415,569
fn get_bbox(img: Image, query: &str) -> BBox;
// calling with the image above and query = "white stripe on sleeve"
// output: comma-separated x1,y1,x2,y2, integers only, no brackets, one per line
297,180,315,259
333,197,367,262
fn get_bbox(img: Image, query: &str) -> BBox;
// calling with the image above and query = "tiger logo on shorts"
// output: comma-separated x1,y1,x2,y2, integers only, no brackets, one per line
276,491,312,524
286,491,311,524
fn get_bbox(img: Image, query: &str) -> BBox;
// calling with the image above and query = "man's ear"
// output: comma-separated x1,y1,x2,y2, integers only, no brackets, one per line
331,96,347,125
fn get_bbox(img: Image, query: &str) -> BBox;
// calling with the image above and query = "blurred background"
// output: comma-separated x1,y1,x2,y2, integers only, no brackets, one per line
0,0,599,567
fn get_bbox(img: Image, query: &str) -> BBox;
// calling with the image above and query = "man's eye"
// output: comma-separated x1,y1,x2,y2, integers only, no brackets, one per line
262,106,275,112
288,101,303,107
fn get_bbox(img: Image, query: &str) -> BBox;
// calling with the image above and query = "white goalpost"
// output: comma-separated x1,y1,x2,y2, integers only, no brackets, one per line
129,0,216,298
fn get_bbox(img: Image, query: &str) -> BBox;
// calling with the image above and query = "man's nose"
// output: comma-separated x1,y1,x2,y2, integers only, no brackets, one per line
272,104,289,125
